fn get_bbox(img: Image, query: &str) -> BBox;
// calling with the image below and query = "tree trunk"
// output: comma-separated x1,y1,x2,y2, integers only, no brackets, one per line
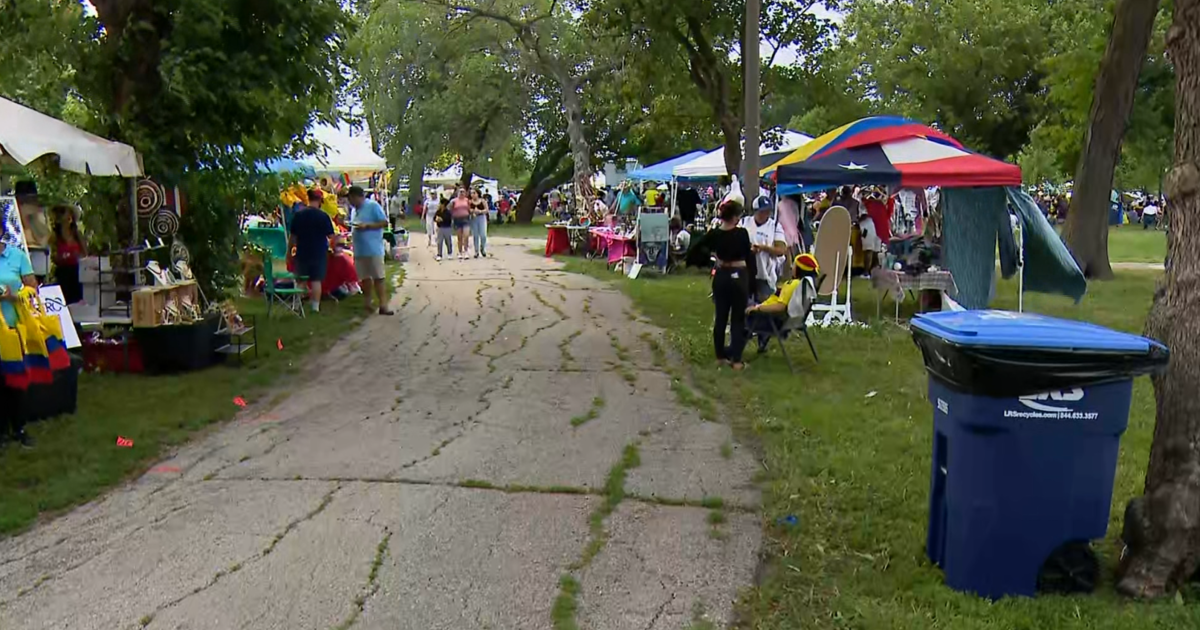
460,162,474,190
406,157,427,213
557,72,595,211
1063,0,1161,280
720,112,742,186
514,177,558,224
1116,0,1200,599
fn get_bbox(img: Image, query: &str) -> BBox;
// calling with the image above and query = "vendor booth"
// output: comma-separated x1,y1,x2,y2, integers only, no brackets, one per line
766,116,1085,321
673,130,813,181
0,96,149,429
424,164,500,201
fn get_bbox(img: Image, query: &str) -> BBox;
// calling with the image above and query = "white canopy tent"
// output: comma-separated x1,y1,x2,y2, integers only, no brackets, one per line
300,123,386,180
672,130,812,180
424,164,500,200
0,96,143,177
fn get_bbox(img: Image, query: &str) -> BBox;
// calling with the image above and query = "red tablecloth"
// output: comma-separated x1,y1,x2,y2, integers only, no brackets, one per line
287,251,358,297
545,225,570,257
323,252,358,297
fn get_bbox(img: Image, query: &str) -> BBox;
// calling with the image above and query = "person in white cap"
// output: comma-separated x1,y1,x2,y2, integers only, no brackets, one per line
739,195,788,302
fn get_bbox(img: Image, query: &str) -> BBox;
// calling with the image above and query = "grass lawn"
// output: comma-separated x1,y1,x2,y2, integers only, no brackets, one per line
0,262,402,536
556,257,1196,629
396,213,554,240
1106,226,1166,264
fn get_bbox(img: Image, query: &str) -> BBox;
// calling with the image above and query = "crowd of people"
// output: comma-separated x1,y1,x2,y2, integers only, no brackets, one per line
284,185,394,316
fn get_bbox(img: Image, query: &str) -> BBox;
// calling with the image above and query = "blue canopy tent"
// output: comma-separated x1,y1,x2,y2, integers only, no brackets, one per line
626,151,708,181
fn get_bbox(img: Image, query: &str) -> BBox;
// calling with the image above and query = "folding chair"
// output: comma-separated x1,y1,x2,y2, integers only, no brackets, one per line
763,275,821,374
263,257,307,318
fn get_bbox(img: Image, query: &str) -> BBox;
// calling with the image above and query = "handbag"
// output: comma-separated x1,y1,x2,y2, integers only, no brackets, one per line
23,288,71,371
0,308,30,390
14,288,61,383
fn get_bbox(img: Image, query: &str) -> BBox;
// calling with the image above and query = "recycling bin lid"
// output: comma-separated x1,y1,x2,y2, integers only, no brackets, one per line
911,310,1162,353
910,310,1168,397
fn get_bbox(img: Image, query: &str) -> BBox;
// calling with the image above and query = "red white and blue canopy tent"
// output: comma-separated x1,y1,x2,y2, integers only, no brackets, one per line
765,116,1021,193
763,116,1084,311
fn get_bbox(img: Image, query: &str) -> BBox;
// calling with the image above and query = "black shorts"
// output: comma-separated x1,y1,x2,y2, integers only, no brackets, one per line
453,218,470,230
295,255,327,282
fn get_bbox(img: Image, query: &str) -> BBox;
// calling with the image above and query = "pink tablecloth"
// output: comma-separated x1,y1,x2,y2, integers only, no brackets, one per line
588,227,637,264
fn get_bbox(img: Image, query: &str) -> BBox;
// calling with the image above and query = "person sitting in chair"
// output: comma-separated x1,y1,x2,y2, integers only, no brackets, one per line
669,217,691,254
745,253,820,354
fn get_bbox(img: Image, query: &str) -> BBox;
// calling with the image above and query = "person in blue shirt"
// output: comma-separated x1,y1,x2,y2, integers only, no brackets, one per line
289,190,335,313
0,222,38,448
348,186,394,316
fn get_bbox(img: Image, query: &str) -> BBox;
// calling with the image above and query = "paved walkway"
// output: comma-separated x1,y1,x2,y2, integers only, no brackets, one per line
0,237,762,630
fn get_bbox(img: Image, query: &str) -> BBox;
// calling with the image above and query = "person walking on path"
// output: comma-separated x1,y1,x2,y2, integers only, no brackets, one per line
451,188,472,260
689,199,756,371
425,191,440,246
348,186,394,316
289,189,336,313
435,198,454,261
470,189,489,258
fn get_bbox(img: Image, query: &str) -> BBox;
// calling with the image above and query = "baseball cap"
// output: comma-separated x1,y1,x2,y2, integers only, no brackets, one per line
794,253,819,274
753,195,772,212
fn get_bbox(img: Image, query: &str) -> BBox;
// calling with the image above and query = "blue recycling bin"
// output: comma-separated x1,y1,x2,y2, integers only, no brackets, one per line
910,310,1168,599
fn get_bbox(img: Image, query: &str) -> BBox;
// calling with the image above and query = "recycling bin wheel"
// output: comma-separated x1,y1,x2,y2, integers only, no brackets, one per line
1037,541,1099,595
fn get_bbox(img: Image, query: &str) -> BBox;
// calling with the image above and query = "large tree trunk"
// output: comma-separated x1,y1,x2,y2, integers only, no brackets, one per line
514,174,564,224
1063,0,1161,280
1117,0,1200,599
719,112,742,186
406,157,427,213
556,71,595,211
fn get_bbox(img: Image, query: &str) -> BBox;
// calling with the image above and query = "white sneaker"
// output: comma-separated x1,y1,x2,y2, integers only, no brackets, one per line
435,255,442,261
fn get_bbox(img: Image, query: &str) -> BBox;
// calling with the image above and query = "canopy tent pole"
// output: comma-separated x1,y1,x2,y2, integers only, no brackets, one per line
1018,223,1025,313
128,178,139,274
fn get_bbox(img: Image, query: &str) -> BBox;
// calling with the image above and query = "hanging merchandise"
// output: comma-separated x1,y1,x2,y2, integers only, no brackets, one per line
0,308,29,389
171,239,191,265
136,178,165,218
151,207,180,237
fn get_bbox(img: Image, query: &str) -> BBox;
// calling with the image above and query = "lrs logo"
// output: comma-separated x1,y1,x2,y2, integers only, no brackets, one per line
1018,388,1084,412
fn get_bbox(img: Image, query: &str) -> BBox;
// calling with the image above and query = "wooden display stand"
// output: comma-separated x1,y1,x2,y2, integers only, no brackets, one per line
132,281,199,328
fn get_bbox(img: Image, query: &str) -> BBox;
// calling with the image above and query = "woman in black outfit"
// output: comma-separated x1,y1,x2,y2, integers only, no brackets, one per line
689,199,756,370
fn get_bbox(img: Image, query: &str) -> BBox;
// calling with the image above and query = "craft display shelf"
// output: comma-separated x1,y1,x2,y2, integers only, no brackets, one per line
131,281,200,328
215,315,257,365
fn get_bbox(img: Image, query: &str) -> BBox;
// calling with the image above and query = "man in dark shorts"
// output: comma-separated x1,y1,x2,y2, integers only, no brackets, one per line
289,189,335,313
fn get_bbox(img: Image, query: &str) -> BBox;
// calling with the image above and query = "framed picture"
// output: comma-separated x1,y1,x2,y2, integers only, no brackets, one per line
0,196,28,251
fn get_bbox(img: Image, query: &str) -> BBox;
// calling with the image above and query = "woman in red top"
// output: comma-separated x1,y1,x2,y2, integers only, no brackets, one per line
450,187,472,260
51,206,87,304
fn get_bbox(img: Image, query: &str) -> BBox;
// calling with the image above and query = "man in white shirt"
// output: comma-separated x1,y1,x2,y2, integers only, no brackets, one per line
740,195,788,302
1142,202,1159,230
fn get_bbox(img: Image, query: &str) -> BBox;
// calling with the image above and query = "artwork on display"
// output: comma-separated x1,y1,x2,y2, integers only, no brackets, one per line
138,178,182,241
136,178,165,218
38,285,81,348
0,196,28,250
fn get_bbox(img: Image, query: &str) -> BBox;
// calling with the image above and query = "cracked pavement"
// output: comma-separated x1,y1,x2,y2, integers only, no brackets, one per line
0,237,762,629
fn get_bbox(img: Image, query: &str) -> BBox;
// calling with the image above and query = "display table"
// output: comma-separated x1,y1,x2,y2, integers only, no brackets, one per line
871,268,958,320
133,315,219,374
544,224,591,257
545,225,570,257
588,227,637,265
